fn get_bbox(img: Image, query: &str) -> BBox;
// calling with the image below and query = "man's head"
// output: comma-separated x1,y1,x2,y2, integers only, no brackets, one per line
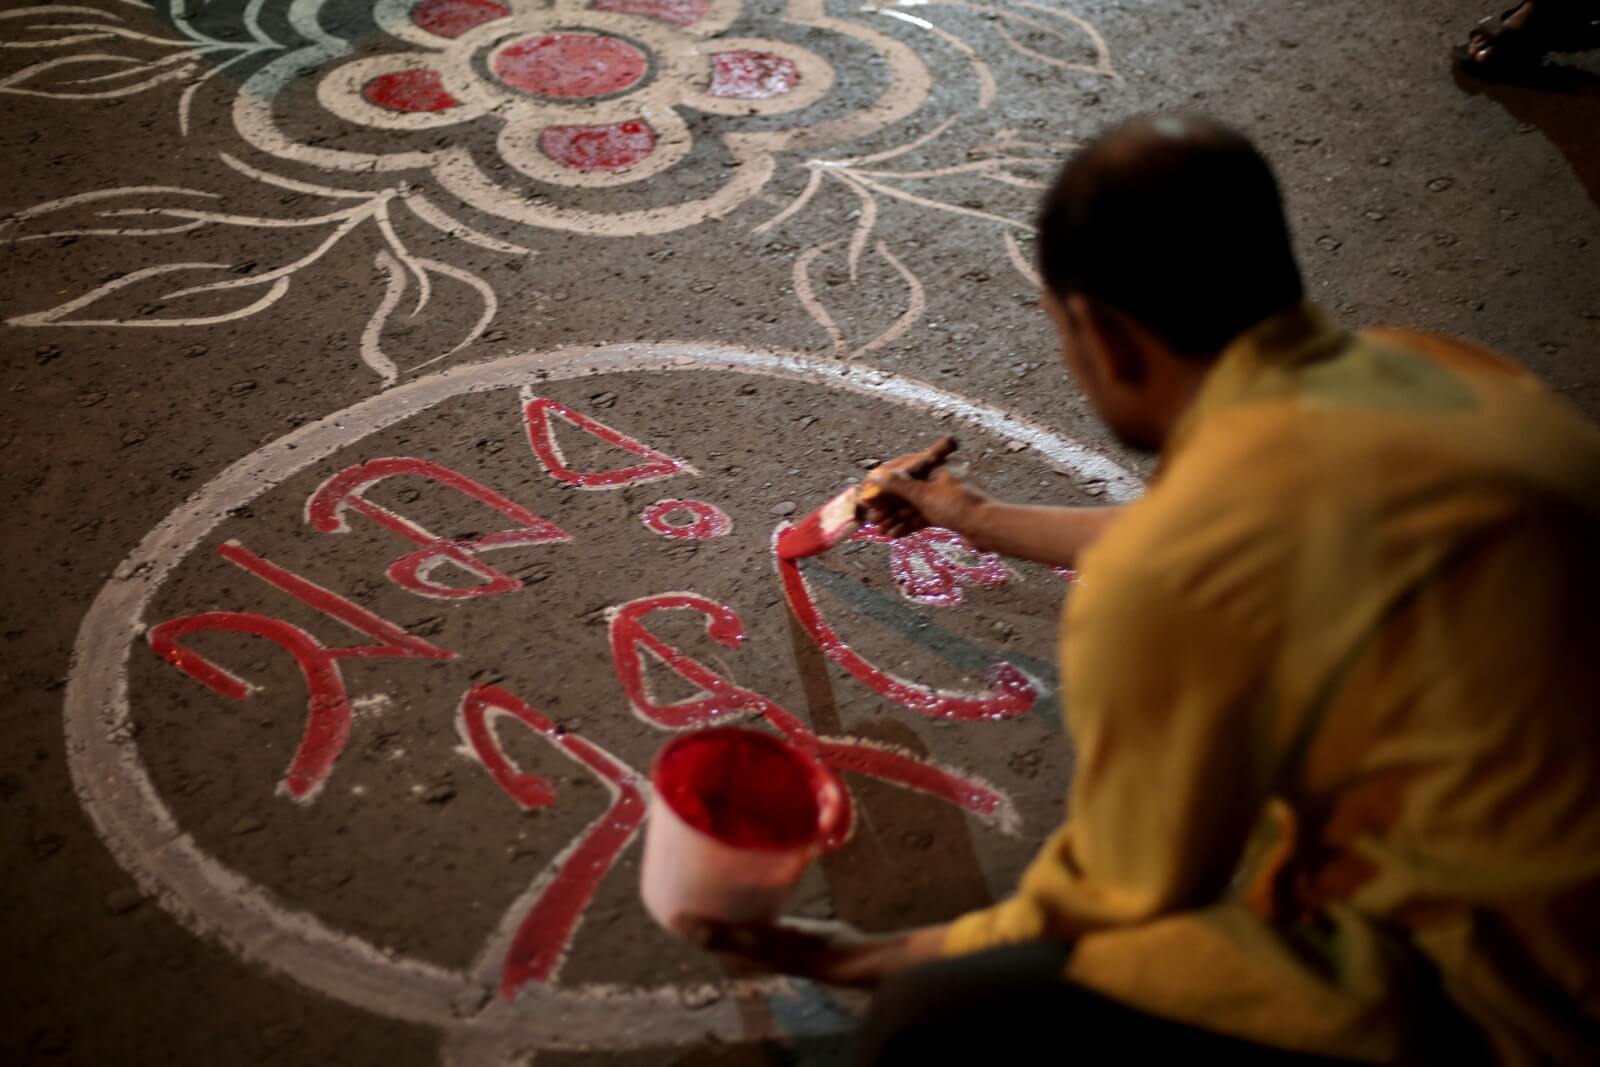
1037,114,1303,450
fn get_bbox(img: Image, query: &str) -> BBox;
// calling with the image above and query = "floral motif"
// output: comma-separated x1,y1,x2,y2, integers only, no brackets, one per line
239,0,924,233
1,0,1119,380
319,0,831,187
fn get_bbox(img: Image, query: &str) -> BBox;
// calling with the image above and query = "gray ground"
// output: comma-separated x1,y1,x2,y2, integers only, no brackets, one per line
2,0,1596,1063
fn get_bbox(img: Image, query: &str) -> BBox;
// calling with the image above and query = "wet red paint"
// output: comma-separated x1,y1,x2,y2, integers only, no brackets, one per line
459,685,646,996
854,524,1009,607
148,541,454,800
360,68,459,113
708,50,800,99
640,498,730,540
589,0,708,27
654,729,825,849
522,395,686,486
610,593,799,732
307,457,570,599
410,0,507,38
610,594,1012,837
775,530,1037,721
493,34,648,99
538,120,657,172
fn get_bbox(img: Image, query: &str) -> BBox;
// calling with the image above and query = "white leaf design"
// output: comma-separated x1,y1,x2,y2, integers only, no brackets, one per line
0,52,196,98
1,185,222,243
8,262,290,327
793,239,925,360
977,1,1119,79
361,251,498,386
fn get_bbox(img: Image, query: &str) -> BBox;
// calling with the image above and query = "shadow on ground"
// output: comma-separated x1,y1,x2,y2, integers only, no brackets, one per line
1454,60,1600,212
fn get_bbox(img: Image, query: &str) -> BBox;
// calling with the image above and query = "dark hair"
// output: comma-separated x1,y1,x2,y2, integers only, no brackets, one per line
1036,114,1304,356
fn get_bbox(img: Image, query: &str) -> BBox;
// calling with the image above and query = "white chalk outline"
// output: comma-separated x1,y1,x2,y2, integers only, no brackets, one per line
64,343,1140,1058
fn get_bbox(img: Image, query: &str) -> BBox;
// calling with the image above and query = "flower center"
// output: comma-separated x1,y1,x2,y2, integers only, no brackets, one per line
491,33,648,99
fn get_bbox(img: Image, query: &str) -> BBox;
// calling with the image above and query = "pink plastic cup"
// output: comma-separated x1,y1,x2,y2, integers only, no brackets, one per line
640,727,848,934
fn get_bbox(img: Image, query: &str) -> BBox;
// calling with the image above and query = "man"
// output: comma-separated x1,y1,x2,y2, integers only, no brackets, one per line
688,114,1600,1064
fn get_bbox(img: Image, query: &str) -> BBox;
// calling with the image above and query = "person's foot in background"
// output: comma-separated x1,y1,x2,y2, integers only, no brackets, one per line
1459,0,1600,76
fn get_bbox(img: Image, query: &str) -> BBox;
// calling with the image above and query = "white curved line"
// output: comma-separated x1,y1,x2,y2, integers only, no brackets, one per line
851,240,925,359
359,250,406,386
403,195,531,256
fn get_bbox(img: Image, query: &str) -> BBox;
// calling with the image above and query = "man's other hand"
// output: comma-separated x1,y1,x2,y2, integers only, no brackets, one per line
676,916,948,988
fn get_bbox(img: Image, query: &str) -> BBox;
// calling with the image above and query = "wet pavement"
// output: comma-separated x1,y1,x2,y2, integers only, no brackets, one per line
2,0,1596,1063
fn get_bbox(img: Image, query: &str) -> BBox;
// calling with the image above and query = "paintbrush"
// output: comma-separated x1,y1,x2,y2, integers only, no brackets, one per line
776,436,958,560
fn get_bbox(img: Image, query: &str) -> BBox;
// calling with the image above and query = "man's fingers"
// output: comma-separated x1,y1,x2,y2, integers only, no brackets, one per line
864,469,926,506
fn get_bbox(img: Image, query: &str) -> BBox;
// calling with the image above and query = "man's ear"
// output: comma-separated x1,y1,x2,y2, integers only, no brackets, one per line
1072,296,1148,389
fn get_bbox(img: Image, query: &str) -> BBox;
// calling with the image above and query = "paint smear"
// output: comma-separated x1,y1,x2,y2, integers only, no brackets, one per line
361,69,459,113
410,0,508,38
591,0,708,27
709,51,800,99
493,34,648,99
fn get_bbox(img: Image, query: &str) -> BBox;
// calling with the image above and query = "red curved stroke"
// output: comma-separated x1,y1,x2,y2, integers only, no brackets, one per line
306,457,569,599
458,685,646,997
608,592,809,736
147,541,453,800
854,525,1010,606
774,531,1037,721
639,498,731,541
522,395,692,489
608,594,1016,841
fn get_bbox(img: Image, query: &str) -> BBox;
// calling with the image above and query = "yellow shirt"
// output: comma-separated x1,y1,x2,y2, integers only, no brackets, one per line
945,306,1600,1064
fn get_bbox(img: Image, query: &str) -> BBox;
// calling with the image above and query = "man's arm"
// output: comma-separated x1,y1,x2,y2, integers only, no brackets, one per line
681,918,951,989
865,460,1124,568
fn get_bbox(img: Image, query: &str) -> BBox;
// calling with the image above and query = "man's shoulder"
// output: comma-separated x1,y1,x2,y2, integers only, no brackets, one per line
1077,422,1305,638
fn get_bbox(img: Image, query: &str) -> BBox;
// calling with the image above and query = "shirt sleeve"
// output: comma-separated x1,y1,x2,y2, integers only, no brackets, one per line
946,557,1274,955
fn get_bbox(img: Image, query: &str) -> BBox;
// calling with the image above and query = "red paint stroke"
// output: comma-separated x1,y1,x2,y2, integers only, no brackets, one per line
411,0,507,37
775,530,1037,721
639,498,730,541
538,120,656,172
708,51,800,99
148,541,453,800
609,593,806,734
608,594,1014,840
522,395,689,487
306,457,569,600
590,0,708,27
493,34,647,99
853,524,1009,607
458,685,646,996
361,68,459,113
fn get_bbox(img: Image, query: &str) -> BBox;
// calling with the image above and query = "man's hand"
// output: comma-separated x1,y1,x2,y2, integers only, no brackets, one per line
863,440,992,541
676,916,949,989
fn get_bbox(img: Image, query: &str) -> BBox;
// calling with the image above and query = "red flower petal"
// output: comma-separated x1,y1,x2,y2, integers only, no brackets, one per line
361,69,459,113
539,120,656,171
493,34,648,99
708,50,800,99
589,0,709,28
411,0,508,38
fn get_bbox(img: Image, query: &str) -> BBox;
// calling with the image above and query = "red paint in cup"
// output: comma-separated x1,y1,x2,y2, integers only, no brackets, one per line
652,728,839,850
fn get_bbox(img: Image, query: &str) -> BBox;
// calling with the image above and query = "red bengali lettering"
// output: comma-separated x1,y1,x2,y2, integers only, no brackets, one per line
774,529,1038,721
638,498,731,541
148,541,454,801
306,457,570,599
608,594,1016,841
522,394,693,489
457,685,646,996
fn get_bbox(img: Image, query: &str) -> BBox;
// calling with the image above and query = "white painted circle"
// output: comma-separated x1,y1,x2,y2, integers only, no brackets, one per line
63,344,1139,1052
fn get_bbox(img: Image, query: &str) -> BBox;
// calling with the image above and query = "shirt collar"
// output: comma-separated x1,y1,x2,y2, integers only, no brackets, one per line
1164,303,1351,460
